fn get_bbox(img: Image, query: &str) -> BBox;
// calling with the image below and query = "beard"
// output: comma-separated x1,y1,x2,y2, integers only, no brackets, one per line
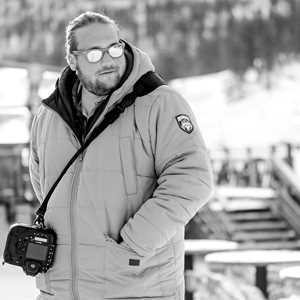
76,65,121,96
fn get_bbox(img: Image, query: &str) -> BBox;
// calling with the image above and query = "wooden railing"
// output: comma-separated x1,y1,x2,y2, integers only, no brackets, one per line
271,158,300,235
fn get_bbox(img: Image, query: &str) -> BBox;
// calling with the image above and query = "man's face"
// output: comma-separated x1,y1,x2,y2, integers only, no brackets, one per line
70,23,126,96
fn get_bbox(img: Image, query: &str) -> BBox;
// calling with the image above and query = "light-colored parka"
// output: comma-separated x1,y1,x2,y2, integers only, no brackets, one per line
29,42,214,300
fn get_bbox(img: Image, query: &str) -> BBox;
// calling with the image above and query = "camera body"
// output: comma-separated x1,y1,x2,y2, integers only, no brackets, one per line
3,224,56,276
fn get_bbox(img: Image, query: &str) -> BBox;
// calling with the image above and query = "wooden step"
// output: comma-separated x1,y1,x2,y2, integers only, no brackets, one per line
217,186,277,199
224,199,271,212
228,211,277,221
231,220,288,231
233,230,296,241
239,240,300,250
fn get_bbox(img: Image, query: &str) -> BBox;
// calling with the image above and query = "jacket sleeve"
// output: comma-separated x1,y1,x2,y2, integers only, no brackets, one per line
120,88,214,256
29,110,43,203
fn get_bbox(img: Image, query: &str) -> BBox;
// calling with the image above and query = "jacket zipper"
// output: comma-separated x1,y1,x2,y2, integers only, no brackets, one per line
70,154,83,300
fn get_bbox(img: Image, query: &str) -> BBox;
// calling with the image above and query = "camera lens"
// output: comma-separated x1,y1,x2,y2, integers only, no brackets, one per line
23,260,41,276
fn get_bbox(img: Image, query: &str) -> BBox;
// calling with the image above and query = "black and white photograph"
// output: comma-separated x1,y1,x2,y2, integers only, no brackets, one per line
0,1,300,300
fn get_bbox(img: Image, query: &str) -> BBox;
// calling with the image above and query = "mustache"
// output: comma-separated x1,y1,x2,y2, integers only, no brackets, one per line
96,66,119,75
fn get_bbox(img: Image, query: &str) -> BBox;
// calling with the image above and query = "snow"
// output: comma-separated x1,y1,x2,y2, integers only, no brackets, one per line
0,263,38,300
0,67,58,144
170,63,300,150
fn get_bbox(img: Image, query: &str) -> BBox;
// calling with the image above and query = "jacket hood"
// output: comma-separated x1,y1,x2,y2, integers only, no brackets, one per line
106,40,155,107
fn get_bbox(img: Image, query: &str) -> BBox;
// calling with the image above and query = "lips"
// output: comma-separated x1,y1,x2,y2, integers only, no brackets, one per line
97,69,116,75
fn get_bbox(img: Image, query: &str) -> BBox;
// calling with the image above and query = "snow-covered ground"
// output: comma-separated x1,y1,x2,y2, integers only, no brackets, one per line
0,64,299,150
0,263,38,300
170,62,300,151
0,67,58,144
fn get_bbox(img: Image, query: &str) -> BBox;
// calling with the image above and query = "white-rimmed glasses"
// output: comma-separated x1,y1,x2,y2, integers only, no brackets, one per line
72,41,125,63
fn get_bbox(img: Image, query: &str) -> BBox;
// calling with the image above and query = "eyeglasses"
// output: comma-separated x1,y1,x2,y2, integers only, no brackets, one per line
72,41,125,63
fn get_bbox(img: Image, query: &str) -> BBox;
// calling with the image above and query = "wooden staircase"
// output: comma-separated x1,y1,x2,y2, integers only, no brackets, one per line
209,186,300,250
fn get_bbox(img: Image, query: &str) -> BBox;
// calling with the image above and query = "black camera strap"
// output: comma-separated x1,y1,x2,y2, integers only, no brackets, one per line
34,71,165,227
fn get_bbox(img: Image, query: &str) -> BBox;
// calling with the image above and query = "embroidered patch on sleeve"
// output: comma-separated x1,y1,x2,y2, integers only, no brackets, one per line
175,114,194,134
129,258,140,266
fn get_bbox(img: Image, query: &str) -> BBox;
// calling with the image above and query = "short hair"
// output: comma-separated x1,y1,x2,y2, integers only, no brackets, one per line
65,11,119,58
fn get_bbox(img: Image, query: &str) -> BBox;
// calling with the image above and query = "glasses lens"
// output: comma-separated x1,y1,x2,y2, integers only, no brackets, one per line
108,44,124,58
86,49,103,63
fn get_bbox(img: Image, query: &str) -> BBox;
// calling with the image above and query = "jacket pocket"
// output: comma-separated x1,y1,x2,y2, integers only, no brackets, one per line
104,236,176,299
119,137,137,195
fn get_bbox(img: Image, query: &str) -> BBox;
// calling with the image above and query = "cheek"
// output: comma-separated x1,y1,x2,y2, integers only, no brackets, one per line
78,58,95,72
78,63,95,79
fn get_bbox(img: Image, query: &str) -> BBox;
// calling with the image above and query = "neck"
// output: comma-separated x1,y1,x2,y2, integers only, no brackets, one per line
81,87,106,117
82,87,99,103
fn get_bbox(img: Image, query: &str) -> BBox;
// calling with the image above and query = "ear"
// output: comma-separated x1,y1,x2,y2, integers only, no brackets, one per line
67,54,77,71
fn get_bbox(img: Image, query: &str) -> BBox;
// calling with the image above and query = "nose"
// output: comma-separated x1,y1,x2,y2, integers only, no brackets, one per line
101,50,114,64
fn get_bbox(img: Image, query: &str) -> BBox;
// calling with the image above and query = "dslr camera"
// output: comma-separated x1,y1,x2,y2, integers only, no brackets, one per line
3,224,56,276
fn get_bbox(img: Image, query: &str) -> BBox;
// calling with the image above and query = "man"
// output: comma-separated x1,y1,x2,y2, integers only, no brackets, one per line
29,11,213,300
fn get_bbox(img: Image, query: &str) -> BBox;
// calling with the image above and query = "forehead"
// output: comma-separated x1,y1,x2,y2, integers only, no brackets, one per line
75,22,119,49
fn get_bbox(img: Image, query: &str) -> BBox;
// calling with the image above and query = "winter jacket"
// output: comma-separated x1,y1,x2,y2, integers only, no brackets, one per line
29,42,214,300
